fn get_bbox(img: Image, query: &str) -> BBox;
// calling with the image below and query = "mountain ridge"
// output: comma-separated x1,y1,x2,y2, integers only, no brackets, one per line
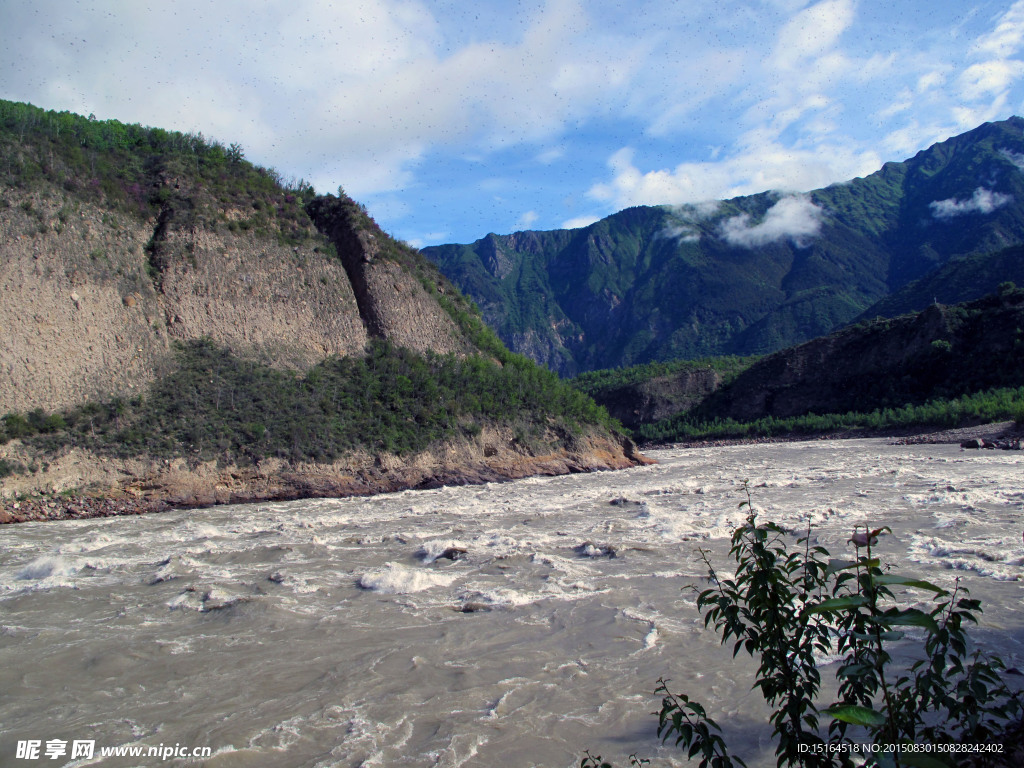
574,285,1024,443
424,117,1024,375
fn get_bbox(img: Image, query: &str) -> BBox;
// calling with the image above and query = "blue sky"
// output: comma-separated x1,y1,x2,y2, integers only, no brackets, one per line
3,1,1024,246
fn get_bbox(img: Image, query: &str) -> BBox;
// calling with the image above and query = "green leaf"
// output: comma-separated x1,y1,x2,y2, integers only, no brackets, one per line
873,574,949,595
804,595,869,614
873,608,939,633
825,704,886,726
826,558,859,575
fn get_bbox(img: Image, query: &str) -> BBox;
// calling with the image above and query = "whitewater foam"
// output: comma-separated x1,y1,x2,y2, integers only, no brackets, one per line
358,562,460,593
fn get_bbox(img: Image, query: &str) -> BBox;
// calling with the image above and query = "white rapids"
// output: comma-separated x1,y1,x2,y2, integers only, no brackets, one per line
1,439,1023,767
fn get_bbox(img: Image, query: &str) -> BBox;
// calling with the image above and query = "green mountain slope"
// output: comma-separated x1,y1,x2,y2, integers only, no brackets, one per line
0,100,640,517
424,117,1024,375
858,245,1024,319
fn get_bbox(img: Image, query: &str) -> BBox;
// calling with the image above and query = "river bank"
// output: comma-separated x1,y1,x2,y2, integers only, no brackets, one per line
650,419,1024,451
0,427,652,524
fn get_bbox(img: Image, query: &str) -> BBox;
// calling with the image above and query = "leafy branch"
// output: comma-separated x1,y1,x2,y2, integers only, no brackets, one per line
590,486,1023,767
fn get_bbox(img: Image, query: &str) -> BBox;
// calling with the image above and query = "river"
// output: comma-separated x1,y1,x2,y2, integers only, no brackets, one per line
2,439,1022,767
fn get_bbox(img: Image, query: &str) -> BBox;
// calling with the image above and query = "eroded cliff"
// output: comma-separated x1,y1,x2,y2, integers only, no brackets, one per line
0,100,645,517
0,181,371,413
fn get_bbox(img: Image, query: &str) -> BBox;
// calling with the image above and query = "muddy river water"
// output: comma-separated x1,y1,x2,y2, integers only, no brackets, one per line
2,439,1022,767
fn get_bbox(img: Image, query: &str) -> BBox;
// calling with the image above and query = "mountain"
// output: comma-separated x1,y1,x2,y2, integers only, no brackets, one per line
695,285,1024,424
0,100,644,521
643,284,1024,444
858,243,1024,319
576,285,1024,443
423,118,1024,376
570,356,757,431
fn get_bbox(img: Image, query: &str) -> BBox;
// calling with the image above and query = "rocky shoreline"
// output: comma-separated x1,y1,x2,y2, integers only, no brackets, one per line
0,428,653,525
650,420,1024,451
6,421,1020,526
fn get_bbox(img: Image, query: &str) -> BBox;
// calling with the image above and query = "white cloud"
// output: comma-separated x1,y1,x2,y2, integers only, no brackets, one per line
973,0,1024,58
588,143,880,210
942,1,1024,133
534,147,565,164
660,224,700,242
958,60,1024,100
1001,148,1024,170
561,214,600,229
929,187,1013,220
404,231,449,249
514,210,540,230
719,195,825,248
664,200,722,220
659,201,721,242
856,1,1024,191
916,71,947,93
6,0,1024,244
876,88,913,120
0,0,651,198
770,0,855,72
585,0,885,212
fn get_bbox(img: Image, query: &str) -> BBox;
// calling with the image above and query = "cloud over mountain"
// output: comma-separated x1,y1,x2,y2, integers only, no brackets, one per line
719,196,825,247
929,187,1013,219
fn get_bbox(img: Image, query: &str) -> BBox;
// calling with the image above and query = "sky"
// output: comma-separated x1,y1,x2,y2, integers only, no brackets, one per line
3,1,1024,247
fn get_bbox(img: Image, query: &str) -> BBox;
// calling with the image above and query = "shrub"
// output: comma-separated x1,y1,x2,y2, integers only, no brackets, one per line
2,412,33,439
6,338,616,465
0,458,26,478
596,487,1023,767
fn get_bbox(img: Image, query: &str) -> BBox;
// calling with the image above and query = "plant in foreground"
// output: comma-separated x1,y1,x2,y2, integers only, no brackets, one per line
580,751,649,767
595,486,1022,768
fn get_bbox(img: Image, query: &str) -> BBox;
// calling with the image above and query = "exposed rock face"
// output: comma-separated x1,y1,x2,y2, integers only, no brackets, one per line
149,200,367,369
0,103,650,522
1,183,478,414
1,185,650,518
591,368,724,430
0,192,170,412
305,196,468,357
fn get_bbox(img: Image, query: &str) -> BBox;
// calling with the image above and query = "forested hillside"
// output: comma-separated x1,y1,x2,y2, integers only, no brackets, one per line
581,285,1024,443
425,118,1024,375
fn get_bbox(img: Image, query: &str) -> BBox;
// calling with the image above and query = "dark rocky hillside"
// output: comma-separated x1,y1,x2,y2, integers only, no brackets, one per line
859,243,1024,320
571,356,757,431
425,118,1024,375
696,285,1024,423
605,285,1024,443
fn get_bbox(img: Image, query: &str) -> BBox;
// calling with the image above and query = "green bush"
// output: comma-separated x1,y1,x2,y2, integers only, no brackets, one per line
0,99,323,249
572,356,760,399
594,488,1023,767
0,458,26,478
2,412,33,439
638,386,1024,443
8,338,616,465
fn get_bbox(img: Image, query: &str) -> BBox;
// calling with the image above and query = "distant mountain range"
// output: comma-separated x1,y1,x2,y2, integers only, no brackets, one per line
424,117,1024,376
